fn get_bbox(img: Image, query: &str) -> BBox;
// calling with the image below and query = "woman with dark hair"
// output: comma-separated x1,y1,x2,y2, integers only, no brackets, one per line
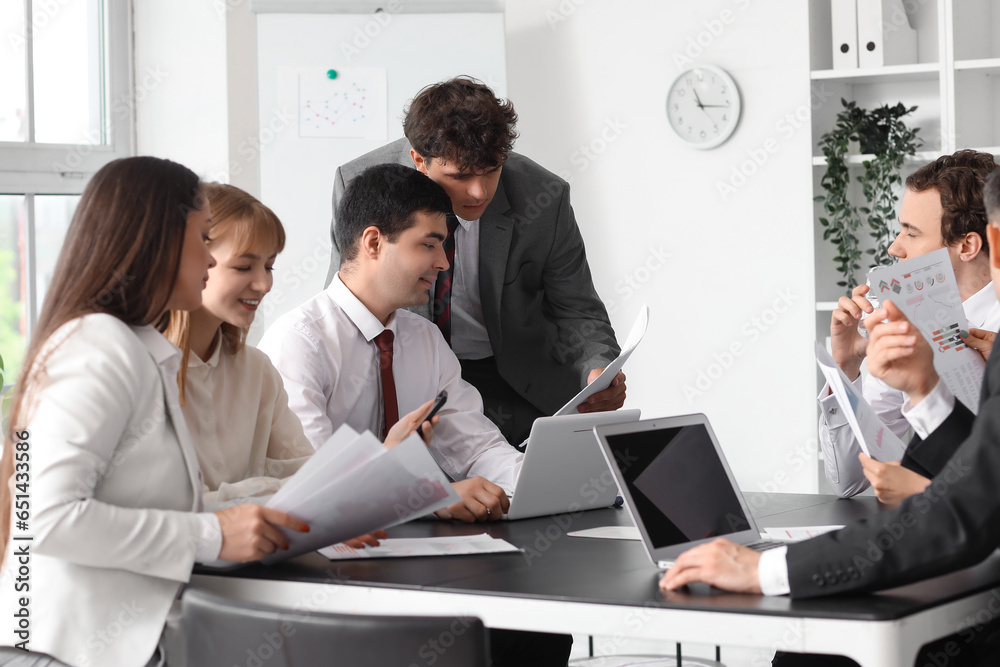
0,157,307,667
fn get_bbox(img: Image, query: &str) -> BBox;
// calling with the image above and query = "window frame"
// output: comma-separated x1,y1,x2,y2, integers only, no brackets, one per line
0,0,133,376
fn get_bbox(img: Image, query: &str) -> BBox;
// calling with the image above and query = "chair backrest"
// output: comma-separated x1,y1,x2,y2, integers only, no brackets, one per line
182,588,489,667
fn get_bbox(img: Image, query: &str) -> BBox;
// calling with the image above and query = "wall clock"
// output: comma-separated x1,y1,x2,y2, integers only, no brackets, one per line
666,65,741,149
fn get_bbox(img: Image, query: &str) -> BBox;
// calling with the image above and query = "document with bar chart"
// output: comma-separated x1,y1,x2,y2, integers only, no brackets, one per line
868,248,985,412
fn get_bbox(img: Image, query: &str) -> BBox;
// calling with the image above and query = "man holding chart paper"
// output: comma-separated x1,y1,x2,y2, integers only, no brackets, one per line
819,150,1000,498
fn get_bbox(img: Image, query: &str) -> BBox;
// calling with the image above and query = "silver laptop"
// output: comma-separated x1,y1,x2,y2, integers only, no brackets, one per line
503,409,641,520
593,413,782,568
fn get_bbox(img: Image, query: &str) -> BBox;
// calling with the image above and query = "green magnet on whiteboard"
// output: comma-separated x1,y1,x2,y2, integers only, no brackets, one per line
327,69,338,79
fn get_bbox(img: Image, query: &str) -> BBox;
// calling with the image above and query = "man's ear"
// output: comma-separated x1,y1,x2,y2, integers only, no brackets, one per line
360,226,382,260
988,224,1000,269
957,231,985,262
410,149,429,175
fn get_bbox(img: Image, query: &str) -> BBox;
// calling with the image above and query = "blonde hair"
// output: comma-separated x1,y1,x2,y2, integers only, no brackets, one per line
163,183,286,403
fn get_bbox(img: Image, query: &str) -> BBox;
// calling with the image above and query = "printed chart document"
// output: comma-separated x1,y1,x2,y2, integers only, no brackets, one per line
262,428,461,564
815,342,907,462
320,534,519,560
554,304,649,416
868,248,985,412
762,526,844,542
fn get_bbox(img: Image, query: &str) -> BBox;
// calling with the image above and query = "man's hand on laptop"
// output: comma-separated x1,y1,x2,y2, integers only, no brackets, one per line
864,301,939,406
658,538,762,594
435,477,510,522
830,283,875,381
578,370,627,413
859,453,930,506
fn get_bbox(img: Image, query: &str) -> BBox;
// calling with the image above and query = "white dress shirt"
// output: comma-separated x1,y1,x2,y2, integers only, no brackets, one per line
819,281,1000,497
0,315,221,667
258,274,522,492
450,215,494,360
184,333,314,509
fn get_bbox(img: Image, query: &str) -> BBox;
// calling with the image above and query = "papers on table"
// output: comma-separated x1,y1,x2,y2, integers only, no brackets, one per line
567,526,641,541
320,533,519,560
261,426,461,564
762,525,844,542
815,342,908,462
554,304,649,416
868,248,985,412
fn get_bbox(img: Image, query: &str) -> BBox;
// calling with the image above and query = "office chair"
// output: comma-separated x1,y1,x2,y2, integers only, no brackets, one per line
182,588,490,667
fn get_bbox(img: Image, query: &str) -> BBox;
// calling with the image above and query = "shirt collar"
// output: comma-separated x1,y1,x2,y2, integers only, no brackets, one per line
963,280,1000,328
328,273,398,342
132,324,182,374
455,215,478,230
187,330,223,370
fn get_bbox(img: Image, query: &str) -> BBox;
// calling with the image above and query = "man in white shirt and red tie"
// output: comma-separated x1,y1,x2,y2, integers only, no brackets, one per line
260,163,573,666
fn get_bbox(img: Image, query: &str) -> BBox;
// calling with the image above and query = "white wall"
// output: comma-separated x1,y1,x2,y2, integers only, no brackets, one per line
504,0,818,492
134,0,821,493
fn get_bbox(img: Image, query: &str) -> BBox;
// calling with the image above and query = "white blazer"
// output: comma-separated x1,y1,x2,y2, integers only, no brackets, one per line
0,314,213,667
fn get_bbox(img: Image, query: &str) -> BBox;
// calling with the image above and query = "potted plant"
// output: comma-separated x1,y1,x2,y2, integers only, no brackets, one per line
817,99,921,291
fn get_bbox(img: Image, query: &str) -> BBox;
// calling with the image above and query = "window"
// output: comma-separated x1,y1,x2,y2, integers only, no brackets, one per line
0,0,132,389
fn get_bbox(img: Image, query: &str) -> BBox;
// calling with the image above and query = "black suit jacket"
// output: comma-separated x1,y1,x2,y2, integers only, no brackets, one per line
324,138,620,414
787,350,1000,597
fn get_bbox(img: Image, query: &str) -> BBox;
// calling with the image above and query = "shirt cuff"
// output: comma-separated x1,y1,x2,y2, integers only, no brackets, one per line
194,512,223,563
901,380,955,440
818,387,849,429
758,545,790,596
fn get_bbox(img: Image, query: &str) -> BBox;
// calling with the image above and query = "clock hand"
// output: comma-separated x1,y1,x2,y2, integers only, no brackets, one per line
701,104,728,108
692,88,705,110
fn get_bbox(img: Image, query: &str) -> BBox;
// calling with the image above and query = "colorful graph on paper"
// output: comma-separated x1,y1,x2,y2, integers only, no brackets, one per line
298,68,387,139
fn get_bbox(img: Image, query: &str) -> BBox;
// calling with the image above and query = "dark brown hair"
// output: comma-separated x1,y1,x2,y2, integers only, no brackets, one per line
165,183,286,403
403,76,518,172
906,149,998,253
0,156,202,563
984,168,1000,224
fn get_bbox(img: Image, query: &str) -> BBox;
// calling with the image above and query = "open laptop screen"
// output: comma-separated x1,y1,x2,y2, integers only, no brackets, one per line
605,423,751,550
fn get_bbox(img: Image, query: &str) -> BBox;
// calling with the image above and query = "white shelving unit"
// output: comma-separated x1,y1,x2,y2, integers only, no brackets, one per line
809,0,1000,316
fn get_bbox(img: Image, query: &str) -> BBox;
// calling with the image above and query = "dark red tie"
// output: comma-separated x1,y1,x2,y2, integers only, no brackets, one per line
432,215,460,345
375,330,398,438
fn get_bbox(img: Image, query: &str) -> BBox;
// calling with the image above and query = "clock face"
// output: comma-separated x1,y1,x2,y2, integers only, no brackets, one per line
666,65,741,149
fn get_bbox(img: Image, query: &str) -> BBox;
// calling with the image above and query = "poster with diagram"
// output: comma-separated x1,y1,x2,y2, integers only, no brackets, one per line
298,68,387,139
868,248,986,412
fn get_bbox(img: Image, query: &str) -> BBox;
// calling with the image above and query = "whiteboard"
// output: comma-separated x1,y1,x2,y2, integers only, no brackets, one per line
254,12,507,337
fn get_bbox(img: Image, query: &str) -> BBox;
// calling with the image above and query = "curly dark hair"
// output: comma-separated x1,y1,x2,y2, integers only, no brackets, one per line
906,149,998,253
403,76,518,172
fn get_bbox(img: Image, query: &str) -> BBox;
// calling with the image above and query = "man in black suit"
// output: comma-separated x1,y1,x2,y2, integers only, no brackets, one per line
659,169,1000,664
324,77,625,445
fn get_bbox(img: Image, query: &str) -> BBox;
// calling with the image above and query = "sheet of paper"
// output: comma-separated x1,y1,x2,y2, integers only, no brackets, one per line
567,526,641,541
868,248,985,412
320,533,520,560
263,434,461,564
553,304,649,416
298,67,387,139
762,525,844,542
815,342,908,462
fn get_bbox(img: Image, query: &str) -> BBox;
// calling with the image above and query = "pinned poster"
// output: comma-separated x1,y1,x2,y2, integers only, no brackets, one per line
298,68,387,139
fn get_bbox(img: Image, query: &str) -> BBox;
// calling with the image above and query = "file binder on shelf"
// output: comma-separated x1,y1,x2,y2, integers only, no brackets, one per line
857,0,917,68
832,0,859,69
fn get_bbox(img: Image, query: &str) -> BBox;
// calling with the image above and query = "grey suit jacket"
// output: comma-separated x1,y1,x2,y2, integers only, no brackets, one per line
786,347,1000,598
324,138,620,414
